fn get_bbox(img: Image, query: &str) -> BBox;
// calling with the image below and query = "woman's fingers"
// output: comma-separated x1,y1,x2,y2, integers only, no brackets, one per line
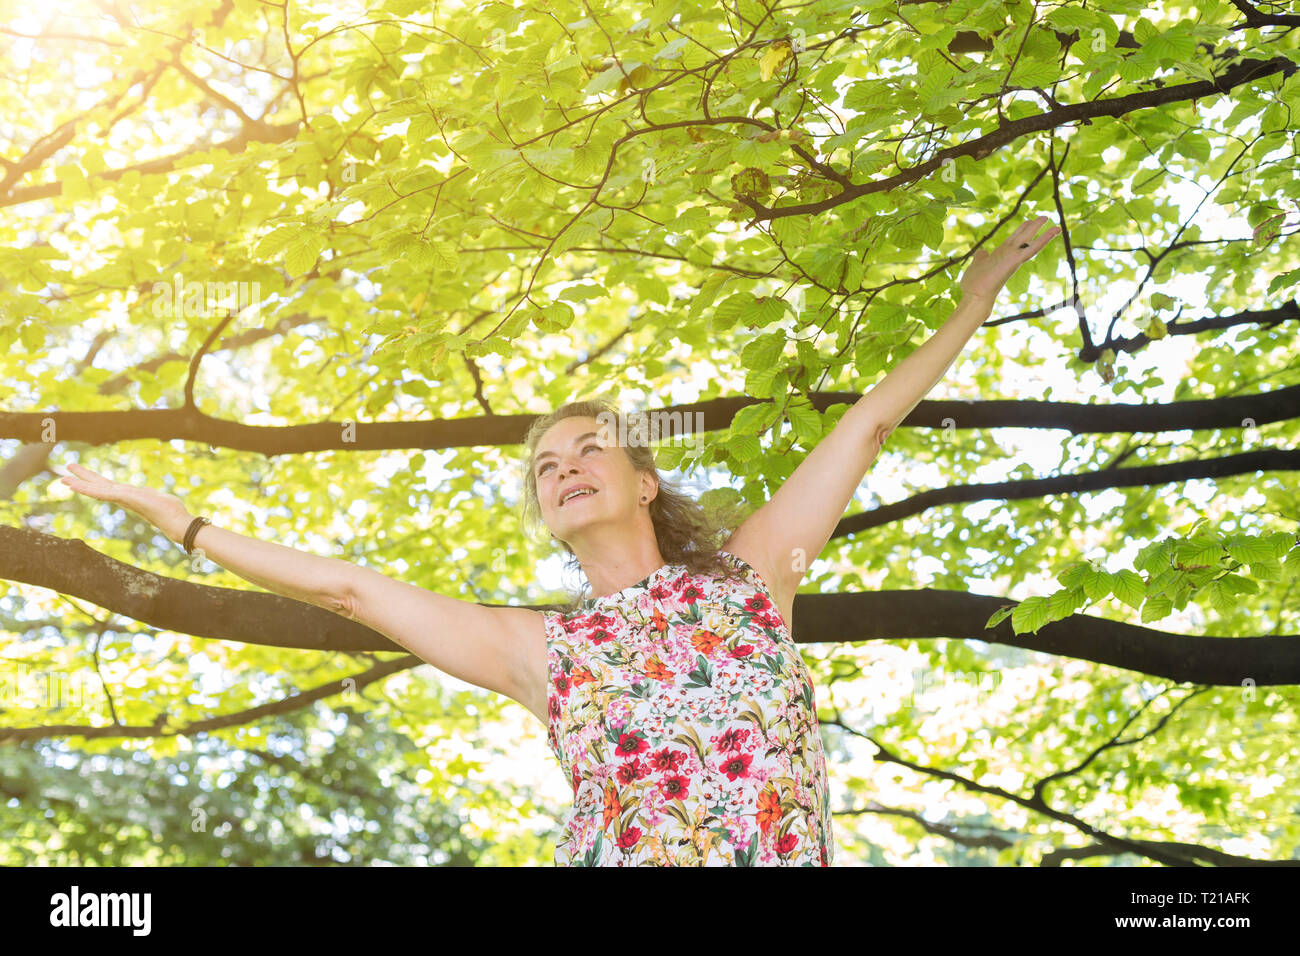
1025,224,1061,254
1006,216,1059,254
57,462,119,500
1015,214,1049,237
1007,216,1039,243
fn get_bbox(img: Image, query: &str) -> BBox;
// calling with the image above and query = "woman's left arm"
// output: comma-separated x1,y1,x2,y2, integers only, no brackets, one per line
722,215,1061,606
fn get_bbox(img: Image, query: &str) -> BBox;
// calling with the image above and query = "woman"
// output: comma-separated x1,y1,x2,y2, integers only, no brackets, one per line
58,215,1060,865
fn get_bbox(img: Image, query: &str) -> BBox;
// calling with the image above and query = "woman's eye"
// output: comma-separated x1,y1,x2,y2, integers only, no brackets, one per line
538,445,599,476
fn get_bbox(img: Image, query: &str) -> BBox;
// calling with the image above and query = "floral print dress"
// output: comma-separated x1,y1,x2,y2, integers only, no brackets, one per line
541,550,835,866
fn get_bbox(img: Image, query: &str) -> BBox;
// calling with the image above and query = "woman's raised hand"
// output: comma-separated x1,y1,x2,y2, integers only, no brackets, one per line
959,214,1061,303
55,462,193,543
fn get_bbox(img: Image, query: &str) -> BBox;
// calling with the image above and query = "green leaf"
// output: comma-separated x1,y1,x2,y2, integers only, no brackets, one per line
285,232,325,276
1044,6,1099,32
1225,534,1287,566
430,239,458,272
534,302,575,332
710,292,750,331
1176,535,1223,567
1175,59,1216,83
985,605,1014,629
1140,595,1173,623
730,401,774,435
1110,570,1146,610
586,63,629,95
691,274,733,323
557,283,608,302
1081,568,1112,603
733,434,759,463
745,364,786,398
255,226,298,258
752,295,788,327
1046,586,1087,621
786,401,821,444
1011,596,1051,635
741,331,787,371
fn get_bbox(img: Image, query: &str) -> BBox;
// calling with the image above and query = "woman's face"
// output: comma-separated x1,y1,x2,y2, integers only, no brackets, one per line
534,415,648,542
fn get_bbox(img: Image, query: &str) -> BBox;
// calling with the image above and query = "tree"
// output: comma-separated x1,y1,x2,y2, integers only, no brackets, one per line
2,0,1298,865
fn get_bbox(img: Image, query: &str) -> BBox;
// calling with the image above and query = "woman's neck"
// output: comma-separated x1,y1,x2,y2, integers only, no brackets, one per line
572,534,667,600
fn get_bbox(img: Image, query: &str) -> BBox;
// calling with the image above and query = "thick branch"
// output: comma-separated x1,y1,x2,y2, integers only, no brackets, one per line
3,527,1296,685
832,447,1300,537
2,384,1295,453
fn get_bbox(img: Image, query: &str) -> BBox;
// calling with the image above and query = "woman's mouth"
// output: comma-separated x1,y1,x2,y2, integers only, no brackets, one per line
559,487,597,507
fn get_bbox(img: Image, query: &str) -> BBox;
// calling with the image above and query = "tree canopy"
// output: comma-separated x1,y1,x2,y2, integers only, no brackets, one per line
2,0,1298,865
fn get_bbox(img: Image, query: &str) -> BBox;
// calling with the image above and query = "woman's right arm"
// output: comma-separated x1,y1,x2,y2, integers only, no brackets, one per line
56,463,544,713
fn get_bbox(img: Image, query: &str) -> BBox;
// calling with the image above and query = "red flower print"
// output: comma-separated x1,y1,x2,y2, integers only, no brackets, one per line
681,584,705,604
553,674,571,696
617,827,642,849
566,612,613,635
571,767,581,794
716,728,750,751
744,593,770,614
728,644,754,658
719,752,752,781
549,697,562,725
616,731,650,757
659,774,689,801
820,843,828,866
603,784,621,829
756,787,781,834
589,628,615,644
617,759,647,785
650,747,686,772
776,833,800,856
571,666,596,686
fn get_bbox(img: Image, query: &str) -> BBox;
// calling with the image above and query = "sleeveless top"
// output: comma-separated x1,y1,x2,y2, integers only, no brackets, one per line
540,550,835,866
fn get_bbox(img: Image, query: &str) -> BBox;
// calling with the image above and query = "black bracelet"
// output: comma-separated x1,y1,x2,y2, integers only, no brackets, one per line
182,516,211,554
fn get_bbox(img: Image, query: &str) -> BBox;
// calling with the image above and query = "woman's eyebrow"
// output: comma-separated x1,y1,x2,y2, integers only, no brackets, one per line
535,431,599,463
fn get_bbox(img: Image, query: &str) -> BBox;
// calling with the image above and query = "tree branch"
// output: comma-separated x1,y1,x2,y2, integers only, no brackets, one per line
2,383,1295,453
3,527,1297,685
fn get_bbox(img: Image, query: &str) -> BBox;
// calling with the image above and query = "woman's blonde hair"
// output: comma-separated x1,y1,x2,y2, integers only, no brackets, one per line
521,397,747,611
